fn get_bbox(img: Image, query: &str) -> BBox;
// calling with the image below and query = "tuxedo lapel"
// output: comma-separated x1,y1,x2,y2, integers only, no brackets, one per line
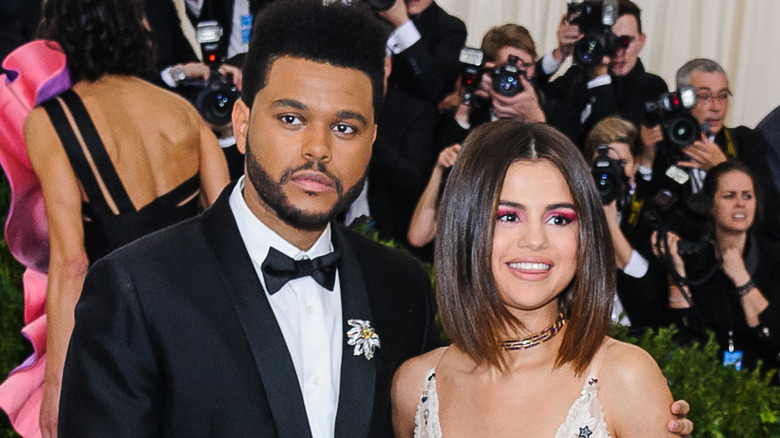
332,226,376,438
201,185,313,438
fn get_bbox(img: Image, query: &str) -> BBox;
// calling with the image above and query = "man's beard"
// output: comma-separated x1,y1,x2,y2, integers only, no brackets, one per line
244,137,366,231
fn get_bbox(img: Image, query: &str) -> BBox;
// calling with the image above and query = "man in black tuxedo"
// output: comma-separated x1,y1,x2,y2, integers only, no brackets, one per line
58,1,439,437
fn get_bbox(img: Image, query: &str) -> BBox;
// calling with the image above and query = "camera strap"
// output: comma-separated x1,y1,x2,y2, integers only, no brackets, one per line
724,128,737,159
626,191,644,227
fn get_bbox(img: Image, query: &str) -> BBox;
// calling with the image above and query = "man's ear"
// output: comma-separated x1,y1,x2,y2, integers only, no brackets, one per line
232,99,251,154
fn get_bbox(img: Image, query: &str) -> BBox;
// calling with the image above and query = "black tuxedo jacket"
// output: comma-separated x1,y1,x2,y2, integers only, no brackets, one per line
59,184,439,437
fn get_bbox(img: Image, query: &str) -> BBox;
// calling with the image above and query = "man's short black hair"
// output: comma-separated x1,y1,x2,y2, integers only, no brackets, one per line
242,0,390,117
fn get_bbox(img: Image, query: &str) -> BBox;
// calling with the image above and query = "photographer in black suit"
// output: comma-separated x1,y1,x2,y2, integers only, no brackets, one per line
59,1,439,436
538,0,668,150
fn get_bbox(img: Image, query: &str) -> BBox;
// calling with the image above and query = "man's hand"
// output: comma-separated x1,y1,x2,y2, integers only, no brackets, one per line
667,399,694,437
678,134,727,171
553,13,581,61
378,0,410,28
484,75,545,122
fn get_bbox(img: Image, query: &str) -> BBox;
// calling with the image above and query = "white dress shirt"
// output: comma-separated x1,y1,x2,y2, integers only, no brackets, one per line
229,177,342,438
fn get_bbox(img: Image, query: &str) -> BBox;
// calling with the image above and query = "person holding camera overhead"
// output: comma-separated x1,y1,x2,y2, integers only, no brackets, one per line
539,0,668,150
22,0,230,434
653,161,780,379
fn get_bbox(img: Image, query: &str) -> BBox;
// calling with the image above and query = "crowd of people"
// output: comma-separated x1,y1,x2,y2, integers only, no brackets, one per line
3,0,780,436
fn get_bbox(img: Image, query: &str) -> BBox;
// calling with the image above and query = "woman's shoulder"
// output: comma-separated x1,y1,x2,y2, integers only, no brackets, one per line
395,347,448,384
596,338,676,436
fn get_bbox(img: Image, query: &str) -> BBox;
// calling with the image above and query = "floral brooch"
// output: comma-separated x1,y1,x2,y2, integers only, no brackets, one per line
346,319,380,360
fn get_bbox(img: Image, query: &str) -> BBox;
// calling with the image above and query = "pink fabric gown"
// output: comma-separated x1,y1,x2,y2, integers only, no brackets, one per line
0,40,70,438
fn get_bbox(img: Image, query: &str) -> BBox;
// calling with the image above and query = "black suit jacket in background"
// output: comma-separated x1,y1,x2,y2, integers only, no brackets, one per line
59,183,439,437
538,59,668,148
388,1,467,104
368,88,438,246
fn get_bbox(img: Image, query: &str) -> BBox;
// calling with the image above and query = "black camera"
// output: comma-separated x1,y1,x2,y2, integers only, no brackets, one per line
644,87,700,147
193,21,240,126
459,47,526,106
566,0,630,67
362,0,395,11
591,144,627,205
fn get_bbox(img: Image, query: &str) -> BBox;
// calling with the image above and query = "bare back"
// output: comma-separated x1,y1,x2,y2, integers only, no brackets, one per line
66,74,227,208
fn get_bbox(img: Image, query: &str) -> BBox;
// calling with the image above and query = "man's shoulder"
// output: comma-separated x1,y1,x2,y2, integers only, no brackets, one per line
336,225,429,279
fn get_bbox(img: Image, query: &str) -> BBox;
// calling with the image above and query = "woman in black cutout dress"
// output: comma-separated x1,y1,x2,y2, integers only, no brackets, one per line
23,0,230,435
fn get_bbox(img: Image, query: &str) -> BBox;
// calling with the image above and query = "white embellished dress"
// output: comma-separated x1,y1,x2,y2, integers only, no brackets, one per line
413,342,613,438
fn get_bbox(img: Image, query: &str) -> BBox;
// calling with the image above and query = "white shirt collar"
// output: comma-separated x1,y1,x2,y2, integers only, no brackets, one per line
228,176,333,265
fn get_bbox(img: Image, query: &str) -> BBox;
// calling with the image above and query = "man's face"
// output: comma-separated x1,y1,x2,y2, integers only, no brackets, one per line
609,14,645,77
689,70,730,135
234,56,376,231
405,0,433,16
495,46,536,79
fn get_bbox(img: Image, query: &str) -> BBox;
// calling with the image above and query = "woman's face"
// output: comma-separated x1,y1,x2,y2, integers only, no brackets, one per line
711,170,756,233
491,160,579,317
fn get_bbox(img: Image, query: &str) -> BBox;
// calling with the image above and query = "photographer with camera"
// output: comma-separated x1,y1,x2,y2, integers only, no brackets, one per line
585,116,671,334
436,24,580,148
539,0,668,149
646,59,780,236
146,0,268,180
653,161,780,378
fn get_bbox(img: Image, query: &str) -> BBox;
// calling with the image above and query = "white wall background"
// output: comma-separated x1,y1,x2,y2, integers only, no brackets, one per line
436,0,780,128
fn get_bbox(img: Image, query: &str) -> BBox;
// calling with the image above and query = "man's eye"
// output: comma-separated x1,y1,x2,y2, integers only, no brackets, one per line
333,123,356,134
280,115,302,125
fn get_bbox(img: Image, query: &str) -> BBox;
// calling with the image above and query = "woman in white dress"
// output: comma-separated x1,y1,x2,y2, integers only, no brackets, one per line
392,121,692,437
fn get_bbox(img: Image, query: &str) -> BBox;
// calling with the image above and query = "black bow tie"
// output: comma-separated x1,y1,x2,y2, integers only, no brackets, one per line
261,247,342,295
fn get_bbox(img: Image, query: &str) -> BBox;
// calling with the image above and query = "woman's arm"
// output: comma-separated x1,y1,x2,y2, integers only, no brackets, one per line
24,108,91,438
407,144,460,247
391,348,446,437
600,341,677,437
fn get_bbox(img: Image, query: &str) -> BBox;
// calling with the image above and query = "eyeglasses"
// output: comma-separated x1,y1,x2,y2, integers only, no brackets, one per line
695,92,731,104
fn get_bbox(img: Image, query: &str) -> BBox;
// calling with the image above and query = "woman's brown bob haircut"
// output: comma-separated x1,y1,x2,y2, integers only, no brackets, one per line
435,120,615,373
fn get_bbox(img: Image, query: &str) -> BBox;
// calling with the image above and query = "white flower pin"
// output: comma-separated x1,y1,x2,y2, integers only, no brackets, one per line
346,319,380,360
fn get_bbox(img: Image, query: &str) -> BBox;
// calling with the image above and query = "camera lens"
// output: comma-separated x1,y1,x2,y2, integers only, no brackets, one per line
666,116,700,146
574,37,604,66
196,78,239,126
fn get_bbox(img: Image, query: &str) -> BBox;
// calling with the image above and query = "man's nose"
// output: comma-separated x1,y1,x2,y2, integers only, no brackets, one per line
301,123,332,162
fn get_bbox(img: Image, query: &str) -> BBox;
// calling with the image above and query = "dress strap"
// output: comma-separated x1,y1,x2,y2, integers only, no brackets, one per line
41,89,136,214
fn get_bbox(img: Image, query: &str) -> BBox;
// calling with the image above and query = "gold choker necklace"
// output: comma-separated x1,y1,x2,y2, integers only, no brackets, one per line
498,313,567,351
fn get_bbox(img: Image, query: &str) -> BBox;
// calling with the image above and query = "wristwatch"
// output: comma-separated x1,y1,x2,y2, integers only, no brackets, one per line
170,66,186,84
